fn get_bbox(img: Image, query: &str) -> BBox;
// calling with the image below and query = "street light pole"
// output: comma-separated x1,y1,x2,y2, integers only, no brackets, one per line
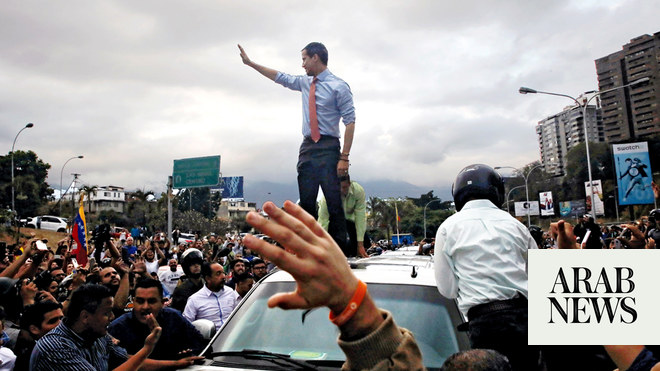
523,164,544,226
519,77,649,220
505,185,526,214
59,155,84,216
423,199,442,238
11,123,34,219
496,165,543,226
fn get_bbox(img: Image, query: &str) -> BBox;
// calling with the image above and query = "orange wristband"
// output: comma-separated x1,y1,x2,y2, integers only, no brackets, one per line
329,280,367,327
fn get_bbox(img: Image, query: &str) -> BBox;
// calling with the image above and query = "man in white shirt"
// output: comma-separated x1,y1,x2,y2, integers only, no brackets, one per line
158,259,183,297
434,164,538,371
182,262,239,330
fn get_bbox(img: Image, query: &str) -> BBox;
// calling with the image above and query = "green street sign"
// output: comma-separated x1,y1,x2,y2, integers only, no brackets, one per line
172,155,221,189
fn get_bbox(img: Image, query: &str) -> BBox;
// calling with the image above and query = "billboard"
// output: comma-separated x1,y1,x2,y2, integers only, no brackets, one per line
514,201,539,216
584,179,605,216
559,200,586,219
613,142,654,205
213,176,244,199
539,192,555,216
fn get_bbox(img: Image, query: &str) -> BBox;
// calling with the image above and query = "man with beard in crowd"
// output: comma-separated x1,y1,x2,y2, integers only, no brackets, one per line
30,284,161,370
224,259,247,290
99,264,130,318
158,259,183,297
109,279,204,365
250,258,268,282
183,262,239,330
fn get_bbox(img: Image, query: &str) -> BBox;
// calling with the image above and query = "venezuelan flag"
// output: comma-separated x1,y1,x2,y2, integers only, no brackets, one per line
71,193,88,266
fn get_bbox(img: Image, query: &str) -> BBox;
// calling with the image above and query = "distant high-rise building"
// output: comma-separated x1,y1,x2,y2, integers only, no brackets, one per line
536,104,602,176
595,32,660,142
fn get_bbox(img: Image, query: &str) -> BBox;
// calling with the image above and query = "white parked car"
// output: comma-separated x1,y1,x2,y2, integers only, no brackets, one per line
27,215,68,232
182,255,468,370
177,232,196,245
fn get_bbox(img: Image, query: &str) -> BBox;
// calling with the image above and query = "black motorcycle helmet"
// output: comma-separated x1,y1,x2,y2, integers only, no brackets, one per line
649,209,660,224
528,225,544,247
181,248,204,277
452,164,505,211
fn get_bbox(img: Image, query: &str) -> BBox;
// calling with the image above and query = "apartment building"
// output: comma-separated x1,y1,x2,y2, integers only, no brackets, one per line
595,32,660,142
536,103,602,176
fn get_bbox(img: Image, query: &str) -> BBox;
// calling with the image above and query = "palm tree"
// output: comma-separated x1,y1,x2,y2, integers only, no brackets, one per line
366,196,395,240
129,188,154,202
80,185,98,213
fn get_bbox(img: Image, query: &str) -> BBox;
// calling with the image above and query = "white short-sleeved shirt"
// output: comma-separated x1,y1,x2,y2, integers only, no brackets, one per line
434,199,537,318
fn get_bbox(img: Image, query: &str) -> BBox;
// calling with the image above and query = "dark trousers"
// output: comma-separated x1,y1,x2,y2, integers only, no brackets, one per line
297,136,349,255
346,220,369,256
467,300,541,370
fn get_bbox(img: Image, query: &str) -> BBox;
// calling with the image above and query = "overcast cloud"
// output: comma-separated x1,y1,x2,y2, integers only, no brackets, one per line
1,0,657,206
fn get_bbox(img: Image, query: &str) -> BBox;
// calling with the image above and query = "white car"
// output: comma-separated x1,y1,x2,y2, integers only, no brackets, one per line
177,233,196,245
26,215,68,232
183,255,468,370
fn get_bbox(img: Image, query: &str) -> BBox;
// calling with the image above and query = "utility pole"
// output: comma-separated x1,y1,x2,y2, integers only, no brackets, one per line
71,173,80,217
167,176,173,242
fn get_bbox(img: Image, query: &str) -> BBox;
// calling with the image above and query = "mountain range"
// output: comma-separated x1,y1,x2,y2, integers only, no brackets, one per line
244,179,453,209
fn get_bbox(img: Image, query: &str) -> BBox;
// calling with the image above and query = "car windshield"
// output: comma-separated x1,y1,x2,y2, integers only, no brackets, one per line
207,281,464,370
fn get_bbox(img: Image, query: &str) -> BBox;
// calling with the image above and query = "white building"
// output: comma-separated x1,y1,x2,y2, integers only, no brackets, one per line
216,200,256,220
86,186,126,214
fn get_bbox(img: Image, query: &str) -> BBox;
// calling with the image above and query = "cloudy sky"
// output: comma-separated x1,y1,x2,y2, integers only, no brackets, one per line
1,0,657,206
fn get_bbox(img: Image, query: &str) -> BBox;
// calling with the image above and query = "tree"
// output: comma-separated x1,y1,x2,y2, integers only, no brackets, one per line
407,191,441,210
125,188,155,227
173,209,231,236
366,196,391,240
97,210,127,227
80,185,98,212
0,150,52,217
175,187,221,219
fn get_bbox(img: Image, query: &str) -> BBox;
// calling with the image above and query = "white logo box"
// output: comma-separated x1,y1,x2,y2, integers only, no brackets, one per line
529,249,660,345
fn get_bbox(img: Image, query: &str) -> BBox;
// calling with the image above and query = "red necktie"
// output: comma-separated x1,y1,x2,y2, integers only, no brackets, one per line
309,78,321,142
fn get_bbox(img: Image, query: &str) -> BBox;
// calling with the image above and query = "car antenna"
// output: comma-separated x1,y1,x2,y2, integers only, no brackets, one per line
302,308,316,324
411,266,417,278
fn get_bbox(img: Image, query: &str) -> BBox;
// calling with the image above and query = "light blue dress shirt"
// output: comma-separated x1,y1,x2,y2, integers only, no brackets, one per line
434,199,536,318
275,68,355,138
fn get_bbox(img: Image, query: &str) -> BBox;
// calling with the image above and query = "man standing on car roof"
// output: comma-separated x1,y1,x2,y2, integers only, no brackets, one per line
238,42,354,256
434,164,539,371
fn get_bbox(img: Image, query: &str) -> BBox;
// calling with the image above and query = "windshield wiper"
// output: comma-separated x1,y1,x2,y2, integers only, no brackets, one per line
207,349,319,370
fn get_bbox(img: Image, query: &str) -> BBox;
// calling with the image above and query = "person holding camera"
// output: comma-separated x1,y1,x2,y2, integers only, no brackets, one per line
573,214,603,249
142,236,168,276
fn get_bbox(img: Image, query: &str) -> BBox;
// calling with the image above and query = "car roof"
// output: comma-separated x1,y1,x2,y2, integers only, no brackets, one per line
353,254,434,267
263,255,437,287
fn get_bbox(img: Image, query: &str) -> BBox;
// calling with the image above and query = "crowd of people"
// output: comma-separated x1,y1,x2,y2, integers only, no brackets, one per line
0,177,658,370
0,228,276,370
